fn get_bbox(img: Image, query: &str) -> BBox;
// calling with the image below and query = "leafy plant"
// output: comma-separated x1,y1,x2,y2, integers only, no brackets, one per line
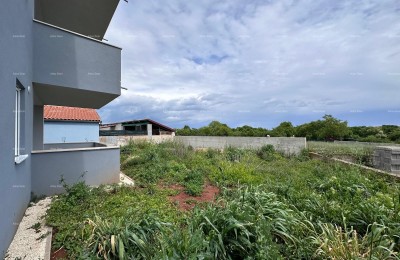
183,170,204,196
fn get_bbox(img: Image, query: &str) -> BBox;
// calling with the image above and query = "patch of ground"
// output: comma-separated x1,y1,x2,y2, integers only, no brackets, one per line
167,183,220,211
50,248,68,260
5,197,52,260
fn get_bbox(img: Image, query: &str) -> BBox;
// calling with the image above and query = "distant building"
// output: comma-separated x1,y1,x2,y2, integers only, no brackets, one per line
44,105,101,143
100,119,175,136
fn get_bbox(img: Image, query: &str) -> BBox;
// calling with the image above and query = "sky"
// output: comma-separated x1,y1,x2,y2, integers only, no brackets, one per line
99,0,400,129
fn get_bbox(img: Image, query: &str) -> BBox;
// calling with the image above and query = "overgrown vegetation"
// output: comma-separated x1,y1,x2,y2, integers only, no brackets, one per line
47,141,400,259
308,141,375,166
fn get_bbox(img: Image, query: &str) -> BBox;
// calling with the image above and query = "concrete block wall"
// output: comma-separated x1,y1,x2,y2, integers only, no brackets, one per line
373,146,400,174
175,136,306,155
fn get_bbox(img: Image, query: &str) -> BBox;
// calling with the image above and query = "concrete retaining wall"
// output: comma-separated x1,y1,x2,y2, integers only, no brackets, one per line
310,152,400,179
373,146,400,173
175,136,306,155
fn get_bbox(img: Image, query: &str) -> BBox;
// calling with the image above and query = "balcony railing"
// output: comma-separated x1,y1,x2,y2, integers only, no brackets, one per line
31,142,120,195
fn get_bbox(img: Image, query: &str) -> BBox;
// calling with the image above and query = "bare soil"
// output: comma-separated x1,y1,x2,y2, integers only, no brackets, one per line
167,183,220,211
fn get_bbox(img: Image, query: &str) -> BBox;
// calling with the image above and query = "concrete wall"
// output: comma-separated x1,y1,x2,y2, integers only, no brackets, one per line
175,136,306,155
31,146,120,196
44,142,106,150
100,136,306,155
100,135,175,146
0,1,34,256
44,121,99,143
373,146,400,174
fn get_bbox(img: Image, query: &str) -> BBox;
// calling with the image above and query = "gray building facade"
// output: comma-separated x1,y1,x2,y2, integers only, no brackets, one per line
0,0,121,256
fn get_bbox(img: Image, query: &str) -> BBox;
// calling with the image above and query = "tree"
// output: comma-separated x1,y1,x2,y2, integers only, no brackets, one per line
382,125,399,135
388,129,400,142
318,115,349,141
271,122,295,137
176,125,192,136
198,121,232,136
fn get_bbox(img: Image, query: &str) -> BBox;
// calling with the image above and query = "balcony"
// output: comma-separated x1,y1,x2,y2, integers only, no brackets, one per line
34,0,120,41
33,20,121,108
31,142,120,196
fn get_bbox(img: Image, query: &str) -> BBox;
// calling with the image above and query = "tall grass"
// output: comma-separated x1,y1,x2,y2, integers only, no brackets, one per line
308,141,374,166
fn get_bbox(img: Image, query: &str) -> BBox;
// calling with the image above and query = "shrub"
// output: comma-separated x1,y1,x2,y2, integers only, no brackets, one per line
183,170,204,196
59,176,90,206
224,146,245,162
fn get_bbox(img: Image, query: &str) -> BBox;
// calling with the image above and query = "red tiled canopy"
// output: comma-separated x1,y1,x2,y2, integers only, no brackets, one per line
44,105,101,122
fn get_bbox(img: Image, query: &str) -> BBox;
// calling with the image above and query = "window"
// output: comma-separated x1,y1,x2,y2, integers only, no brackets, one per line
15,80,28,164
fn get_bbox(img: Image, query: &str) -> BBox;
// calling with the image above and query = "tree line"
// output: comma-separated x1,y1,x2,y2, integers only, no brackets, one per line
176,115,400,143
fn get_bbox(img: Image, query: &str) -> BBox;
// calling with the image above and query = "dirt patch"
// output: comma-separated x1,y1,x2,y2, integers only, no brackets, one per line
168,183,220,211
50,229,68,260
51,247,68,260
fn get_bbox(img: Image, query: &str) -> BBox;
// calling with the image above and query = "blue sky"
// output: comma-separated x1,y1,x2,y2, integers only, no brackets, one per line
99,0,400,128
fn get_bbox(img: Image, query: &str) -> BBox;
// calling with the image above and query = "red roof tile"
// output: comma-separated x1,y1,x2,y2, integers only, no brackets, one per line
44,105,100,122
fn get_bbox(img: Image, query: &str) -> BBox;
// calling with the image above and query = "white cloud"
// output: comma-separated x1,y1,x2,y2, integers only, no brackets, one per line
100,0,400,128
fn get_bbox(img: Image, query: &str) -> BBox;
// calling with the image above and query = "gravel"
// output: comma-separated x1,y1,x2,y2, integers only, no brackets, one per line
5,197,52,260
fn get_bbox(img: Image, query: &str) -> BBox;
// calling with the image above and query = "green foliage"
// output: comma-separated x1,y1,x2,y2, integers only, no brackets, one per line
224,146,245,162
256,144,277,161
318,115,349,140
176,121,270,137
46,185,180,258
29,222,41,233
176,116,400,143
47,142,400,259
313,222,399,259
85,215,165,259
59,176,90,206
183,170,204,196
271,121,295,137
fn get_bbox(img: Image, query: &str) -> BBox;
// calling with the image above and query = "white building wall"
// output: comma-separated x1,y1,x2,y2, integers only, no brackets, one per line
44,121,99,143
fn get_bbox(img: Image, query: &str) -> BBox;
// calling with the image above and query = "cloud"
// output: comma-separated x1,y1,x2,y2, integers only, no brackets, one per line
99,0,400,128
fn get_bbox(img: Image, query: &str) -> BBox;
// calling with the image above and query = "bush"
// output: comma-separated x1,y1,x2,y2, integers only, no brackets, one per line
183,170,204,196
59,177,90,206
257,144,277,161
